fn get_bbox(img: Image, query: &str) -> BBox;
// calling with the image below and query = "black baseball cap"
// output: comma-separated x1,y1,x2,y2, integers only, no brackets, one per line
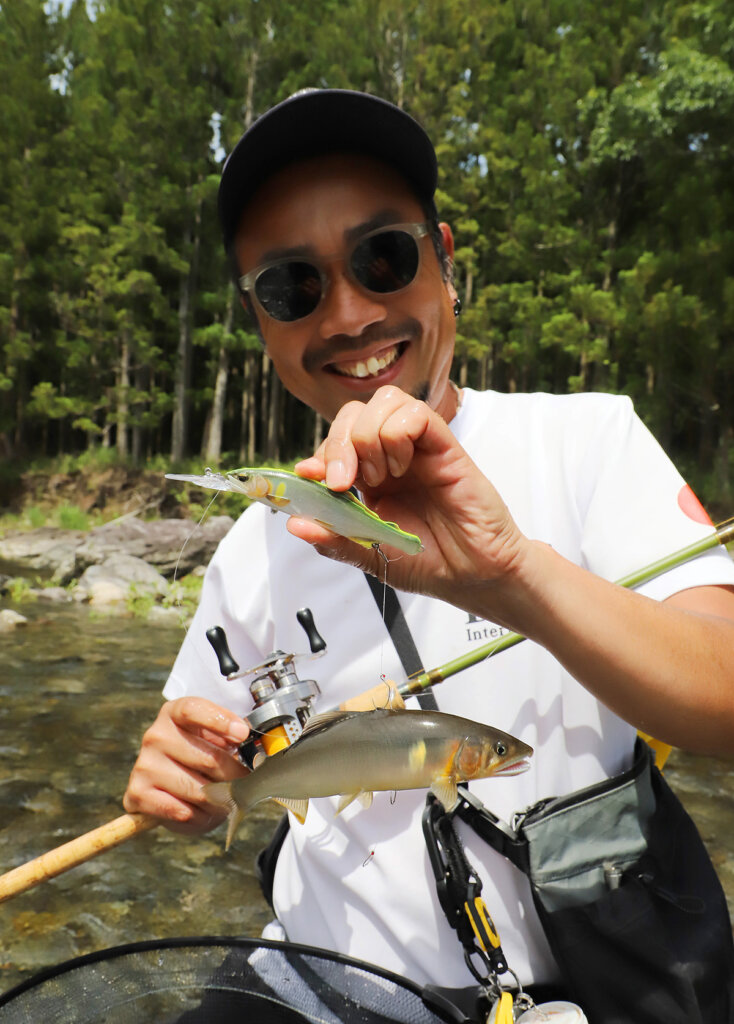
217,89,438,251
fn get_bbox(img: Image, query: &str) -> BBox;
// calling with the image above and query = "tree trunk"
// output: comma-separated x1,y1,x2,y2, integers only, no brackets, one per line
171,191,203,461
239,349,258,464
201,287,235,463
202,345,230,463
116,331,129,459
131,364,145,464
265,367,281,462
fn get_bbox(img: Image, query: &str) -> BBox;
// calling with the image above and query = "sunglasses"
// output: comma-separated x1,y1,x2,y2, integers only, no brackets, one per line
238,222,430,323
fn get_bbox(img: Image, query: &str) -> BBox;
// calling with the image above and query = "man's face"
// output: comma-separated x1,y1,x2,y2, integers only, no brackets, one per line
234,154,458,423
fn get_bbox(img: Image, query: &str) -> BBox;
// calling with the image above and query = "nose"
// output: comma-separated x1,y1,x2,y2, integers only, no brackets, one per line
316,267,387,339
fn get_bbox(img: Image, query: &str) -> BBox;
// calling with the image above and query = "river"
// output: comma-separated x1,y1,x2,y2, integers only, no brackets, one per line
1,601,733,998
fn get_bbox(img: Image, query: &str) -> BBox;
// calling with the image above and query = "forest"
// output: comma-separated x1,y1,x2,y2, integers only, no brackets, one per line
2,0,734,506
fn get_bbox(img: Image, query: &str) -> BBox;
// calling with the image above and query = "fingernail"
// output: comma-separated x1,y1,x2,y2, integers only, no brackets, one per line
387,455,404,477
361,459,380,486
227,721,250,743
326,459,347,489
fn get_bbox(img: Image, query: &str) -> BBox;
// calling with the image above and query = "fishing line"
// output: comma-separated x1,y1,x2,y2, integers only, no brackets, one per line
171,491,220,619
372,544,390,681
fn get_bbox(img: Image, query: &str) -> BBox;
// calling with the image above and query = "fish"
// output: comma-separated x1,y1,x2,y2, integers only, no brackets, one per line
204,707,533,848
166,466,423,555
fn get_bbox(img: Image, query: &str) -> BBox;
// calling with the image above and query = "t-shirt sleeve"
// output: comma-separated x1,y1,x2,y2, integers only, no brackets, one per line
576,396,734,600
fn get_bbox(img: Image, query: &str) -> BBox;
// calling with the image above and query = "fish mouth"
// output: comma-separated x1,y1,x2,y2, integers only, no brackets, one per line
326,341,408,381
493,757,532,777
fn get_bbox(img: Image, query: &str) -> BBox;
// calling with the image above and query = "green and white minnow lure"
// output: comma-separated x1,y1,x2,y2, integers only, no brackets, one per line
166,467,423,555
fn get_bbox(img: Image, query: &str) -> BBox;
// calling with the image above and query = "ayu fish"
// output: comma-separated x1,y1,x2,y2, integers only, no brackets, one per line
204,707,533,849
165,466,423,555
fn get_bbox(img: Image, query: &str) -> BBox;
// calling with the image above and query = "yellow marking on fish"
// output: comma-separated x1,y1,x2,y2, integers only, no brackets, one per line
408,740,427,773
440,740,463,778
267,482,291,509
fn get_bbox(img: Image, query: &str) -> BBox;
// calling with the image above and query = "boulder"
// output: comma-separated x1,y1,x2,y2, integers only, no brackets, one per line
0,516,233,583
75,516,233,576
29,586,73,604
74,554,169,605
0,608,28,631
0,528,85,584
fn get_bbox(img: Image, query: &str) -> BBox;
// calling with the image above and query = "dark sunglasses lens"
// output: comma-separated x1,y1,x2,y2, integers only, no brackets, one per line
255,261,322,322
352,230,420,294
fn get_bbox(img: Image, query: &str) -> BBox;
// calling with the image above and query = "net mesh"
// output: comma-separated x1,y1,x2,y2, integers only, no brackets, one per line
0,937,461,1024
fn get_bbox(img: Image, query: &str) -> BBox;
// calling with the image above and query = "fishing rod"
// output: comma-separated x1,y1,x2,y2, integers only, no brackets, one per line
0,517,732,904
395,516,734,700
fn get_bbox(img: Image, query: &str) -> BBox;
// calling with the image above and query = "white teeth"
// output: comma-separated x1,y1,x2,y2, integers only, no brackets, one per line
334,346,400,379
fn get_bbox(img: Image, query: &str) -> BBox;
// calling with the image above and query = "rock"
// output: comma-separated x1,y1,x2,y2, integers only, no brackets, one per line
0,609,28,630
74,554,169,604
0,516,233,582
146,605,186,626
79,516,234,575
87,580,129,606
0,528,85,584
29,587,73,604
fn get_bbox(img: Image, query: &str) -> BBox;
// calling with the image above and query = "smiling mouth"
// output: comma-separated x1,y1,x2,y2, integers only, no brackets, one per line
329,343,405,380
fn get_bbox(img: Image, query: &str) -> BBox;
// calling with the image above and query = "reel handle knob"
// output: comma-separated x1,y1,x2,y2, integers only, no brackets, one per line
297,607,326,653
206,626,240,677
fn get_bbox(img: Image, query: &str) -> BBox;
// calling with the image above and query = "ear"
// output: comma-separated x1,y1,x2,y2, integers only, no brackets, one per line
439,222,455,261
438,222,459,306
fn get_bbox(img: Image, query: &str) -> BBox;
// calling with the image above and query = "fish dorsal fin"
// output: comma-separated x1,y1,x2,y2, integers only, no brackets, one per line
300,708,360,739
335,791,374,816
272,796,309,824
431,777,459,811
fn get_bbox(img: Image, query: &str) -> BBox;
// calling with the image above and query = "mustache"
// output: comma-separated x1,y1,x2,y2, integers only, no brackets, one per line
304,318,421,372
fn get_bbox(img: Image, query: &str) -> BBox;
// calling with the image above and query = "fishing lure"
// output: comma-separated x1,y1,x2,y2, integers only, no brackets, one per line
166,467,423,555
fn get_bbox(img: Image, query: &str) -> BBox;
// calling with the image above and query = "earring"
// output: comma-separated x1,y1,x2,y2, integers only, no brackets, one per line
453,297,462,318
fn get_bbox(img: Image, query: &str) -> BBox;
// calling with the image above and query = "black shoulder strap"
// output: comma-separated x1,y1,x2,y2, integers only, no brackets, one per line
363,572,438,710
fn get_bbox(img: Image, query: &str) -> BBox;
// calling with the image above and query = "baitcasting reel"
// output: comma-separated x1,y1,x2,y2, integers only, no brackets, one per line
206,609,325,770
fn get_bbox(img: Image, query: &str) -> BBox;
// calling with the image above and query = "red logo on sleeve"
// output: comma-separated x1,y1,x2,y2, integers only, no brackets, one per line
677,484,713,525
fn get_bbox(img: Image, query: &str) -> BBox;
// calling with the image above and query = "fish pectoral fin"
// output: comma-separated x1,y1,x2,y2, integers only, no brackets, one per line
272,796,309,824
430,777,459,811
335,791,374,816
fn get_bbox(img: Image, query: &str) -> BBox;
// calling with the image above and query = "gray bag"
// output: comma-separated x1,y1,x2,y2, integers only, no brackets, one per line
453,739,734,1023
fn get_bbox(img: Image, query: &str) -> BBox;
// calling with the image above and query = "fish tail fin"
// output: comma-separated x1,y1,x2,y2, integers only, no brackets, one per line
203,781,247,851
225,808,245,851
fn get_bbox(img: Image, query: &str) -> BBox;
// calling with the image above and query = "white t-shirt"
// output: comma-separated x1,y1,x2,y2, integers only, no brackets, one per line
164,388,734,988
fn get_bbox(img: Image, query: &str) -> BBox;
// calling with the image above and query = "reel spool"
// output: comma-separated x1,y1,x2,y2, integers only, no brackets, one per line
206,608,326,767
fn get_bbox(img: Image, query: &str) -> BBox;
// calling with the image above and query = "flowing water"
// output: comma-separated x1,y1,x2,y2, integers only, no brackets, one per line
1,601,733,998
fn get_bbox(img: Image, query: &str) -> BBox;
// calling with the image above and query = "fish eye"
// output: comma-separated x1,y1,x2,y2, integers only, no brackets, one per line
494,741,507,757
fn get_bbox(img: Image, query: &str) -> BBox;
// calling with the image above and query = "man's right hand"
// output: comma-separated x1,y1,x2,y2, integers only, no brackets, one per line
123,697,250,835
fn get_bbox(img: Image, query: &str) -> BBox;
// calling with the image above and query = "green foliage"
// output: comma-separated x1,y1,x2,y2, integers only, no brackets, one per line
55,503,91,531
5,578,34,603
26,506,46,529
1,0,733,503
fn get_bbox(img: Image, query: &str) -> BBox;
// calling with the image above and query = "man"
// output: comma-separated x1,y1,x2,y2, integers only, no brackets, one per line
124,90,734,998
